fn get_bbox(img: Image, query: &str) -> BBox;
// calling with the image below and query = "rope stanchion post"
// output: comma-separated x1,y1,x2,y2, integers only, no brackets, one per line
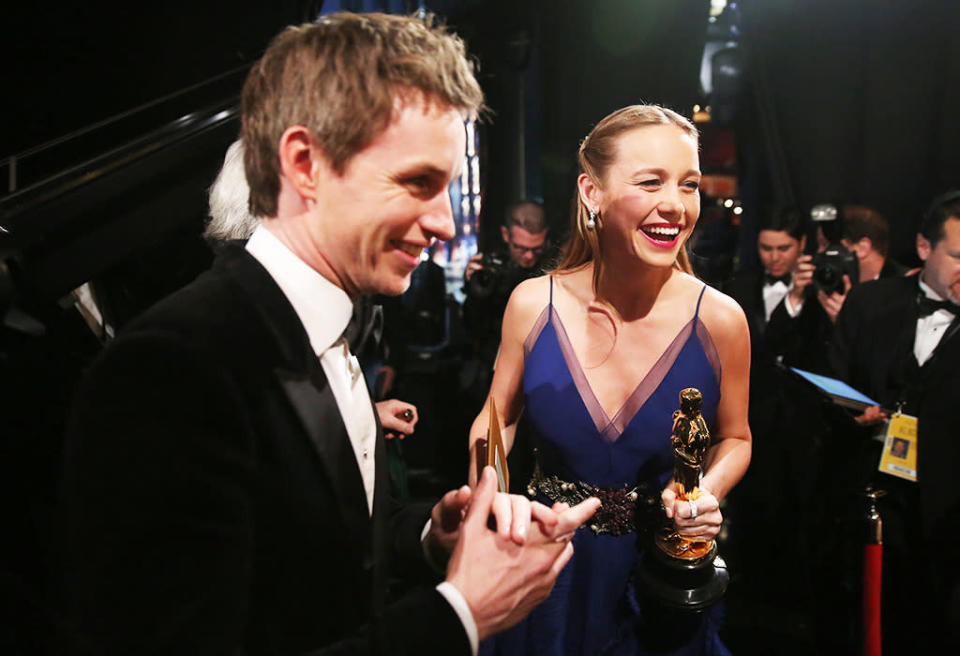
862,487,884,656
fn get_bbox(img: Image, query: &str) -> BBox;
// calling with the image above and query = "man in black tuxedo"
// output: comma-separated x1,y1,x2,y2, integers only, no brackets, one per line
830,192,960,651
836,204,909,283
723,208,844,624
724,207,819,371
59,13,598,655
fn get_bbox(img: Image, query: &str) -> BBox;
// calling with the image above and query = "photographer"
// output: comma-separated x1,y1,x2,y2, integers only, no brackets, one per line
724,207,823,369
462,200,549,364
809,203,908,321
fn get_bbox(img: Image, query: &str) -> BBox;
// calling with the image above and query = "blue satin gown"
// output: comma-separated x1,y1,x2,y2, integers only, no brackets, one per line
483,278,730,656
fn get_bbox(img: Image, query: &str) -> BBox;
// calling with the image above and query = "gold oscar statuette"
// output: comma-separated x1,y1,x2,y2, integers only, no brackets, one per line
655,387,715,563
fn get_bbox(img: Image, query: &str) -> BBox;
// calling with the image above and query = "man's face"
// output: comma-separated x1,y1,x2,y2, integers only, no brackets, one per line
918,216,960,304
757,229,805,278
501,225,547,269
308,94,465,296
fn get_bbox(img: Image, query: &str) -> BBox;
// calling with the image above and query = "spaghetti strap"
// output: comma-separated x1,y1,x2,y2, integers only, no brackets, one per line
693,284,707,321
549,275,554,309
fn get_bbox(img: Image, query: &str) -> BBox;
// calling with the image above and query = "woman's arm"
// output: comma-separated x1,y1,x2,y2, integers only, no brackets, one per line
467,276,548,487
700,287,753,500
663,285,753,538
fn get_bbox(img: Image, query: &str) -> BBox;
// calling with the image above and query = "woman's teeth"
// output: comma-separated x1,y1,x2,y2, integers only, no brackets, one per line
642,225,679,241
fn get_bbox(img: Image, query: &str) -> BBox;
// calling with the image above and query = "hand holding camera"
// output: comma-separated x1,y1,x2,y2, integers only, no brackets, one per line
816,275,852,323
787,254,815,311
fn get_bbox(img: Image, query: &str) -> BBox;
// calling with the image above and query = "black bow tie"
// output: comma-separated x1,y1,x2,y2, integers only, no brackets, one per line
916,294,958,318
763,272,791,286
343,299,384,353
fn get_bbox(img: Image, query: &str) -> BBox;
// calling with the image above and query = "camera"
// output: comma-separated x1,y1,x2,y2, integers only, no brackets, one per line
466,253,532,301
812,243,859,295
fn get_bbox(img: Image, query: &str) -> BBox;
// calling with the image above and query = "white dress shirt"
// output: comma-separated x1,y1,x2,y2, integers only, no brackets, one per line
245,225,478,655
915,277,956,366
247,226,377,513
762,278,791,322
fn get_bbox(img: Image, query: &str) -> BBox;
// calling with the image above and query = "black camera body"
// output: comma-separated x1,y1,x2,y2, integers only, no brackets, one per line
812,243,859,295
466,253,532,301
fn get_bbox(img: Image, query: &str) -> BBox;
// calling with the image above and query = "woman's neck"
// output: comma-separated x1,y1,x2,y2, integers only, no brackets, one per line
594,259,675,322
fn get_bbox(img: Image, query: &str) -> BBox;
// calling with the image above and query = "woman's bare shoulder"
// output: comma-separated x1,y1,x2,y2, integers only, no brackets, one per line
510,274,552,310
502,275,553,340
687,277,748,341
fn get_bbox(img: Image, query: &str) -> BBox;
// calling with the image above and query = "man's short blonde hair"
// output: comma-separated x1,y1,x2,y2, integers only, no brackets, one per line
241,12,484,218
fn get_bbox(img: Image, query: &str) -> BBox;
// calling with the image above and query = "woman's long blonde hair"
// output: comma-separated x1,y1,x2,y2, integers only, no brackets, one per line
552,105,699,296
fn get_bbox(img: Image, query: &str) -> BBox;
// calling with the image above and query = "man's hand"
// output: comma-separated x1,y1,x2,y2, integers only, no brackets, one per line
855,404,889,426
817,274,852,323
661,485,723,541
445,467,599,640
426,476,600,557
464,253,484,282
427,484,474,558
375,399,416,439
374,365,397,398
788,254,815,310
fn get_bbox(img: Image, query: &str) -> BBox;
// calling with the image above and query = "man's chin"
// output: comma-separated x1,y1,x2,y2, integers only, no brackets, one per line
372,273,413,297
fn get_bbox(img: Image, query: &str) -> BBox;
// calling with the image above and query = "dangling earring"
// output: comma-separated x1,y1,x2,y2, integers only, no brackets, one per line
586,210,597,230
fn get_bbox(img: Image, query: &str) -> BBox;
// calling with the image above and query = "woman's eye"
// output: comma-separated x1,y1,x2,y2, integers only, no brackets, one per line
637,179,661,187
684,181,700,190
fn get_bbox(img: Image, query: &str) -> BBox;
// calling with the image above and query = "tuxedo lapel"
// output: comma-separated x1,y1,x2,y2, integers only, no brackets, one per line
221,245,371,533
277,366,370,534
887,280,923,379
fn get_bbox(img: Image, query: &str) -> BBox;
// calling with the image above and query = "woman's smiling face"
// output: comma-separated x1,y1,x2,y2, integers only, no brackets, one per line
592,124,701,269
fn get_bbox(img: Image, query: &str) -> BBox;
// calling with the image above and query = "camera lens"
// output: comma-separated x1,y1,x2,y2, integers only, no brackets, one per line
468,267,497,299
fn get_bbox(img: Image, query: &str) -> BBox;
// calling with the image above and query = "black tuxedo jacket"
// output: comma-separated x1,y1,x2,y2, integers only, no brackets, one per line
830,274,960,536
723,269,831,374
59,245,469,655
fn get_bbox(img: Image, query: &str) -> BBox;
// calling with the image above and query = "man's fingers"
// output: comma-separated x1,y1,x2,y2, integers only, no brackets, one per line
510,495,531,544
550,541,575,576
555,497,600,534
530,501,560,530
464,467,497,531
490,492,513,539
439,485,472,529
443,485,472,519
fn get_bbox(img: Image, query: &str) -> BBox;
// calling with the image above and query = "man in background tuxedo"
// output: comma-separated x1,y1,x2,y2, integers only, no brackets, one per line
59,13,598,655
837,204,908,282
830,191,960,652
723,207,840,623
725,207,829,378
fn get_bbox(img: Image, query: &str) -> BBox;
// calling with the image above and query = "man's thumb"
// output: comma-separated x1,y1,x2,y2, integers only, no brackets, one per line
464,466,496,530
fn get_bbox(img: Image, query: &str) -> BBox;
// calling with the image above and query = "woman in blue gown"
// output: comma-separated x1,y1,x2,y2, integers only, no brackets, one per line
469,105,752,655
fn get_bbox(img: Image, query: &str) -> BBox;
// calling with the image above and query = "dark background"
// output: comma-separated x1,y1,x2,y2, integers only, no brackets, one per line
5,0,958,266
2,1,959,652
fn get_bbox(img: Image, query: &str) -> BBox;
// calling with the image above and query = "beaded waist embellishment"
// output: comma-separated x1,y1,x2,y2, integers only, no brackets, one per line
525,461,661,536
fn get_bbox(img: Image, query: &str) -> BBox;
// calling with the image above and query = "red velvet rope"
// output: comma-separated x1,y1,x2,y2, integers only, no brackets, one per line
862,543,883,656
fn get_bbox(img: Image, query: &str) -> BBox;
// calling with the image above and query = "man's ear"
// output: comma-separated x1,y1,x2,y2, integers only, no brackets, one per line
500,225,510,244
277,126,320,203
916,233,931,262
798,234,807,252
856,237,873,259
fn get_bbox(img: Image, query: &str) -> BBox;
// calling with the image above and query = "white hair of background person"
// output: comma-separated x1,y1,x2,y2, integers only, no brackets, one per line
205,140,260,243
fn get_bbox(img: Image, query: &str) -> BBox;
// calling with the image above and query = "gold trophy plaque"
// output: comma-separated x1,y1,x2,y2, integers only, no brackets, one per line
474,397,509,492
